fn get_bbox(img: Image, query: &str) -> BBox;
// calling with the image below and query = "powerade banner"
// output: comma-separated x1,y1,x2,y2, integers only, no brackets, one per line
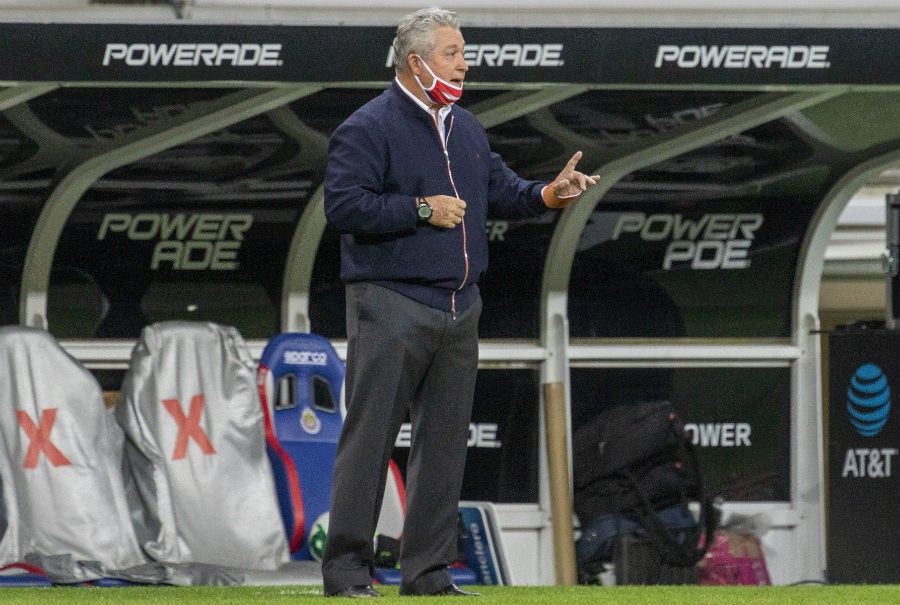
570,367,791,503
3,23,900,85
827,327,900,583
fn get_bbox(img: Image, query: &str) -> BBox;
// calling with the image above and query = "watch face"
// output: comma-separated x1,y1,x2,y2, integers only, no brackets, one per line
417,203,432,220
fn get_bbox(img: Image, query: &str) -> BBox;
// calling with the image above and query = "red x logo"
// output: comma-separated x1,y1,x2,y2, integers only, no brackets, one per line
16,408,72,469
162,394,217,460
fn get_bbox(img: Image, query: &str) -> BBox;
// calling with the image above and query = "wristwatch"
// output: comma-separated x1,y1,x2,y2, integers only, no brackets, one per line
416,197,433,222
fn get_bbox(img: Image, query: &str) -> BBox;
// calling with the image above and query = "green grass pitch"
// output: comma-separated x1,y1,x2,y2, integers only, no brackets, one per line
1,585,899,605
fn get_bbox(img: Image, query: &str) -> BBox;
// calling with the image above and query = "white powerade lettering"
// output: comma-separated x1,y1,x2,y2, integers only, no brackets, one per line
97,212,252,270
463,43,563,67
395,423,501,449
684,423,752,447
103,43,283,67
842,448,898,478
655,45,830,69
612,212,764,270
385,43,563,68
283,350,328,366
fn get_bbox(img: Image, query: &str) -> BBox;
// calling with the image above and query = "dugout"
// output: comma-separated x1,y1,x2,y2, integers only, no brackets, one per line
3,0,900,586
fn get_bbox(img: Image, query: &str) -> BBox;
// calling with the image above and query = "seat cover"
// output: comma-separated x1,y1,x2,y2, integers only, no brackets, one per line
0,326,145,574
115,321,288,570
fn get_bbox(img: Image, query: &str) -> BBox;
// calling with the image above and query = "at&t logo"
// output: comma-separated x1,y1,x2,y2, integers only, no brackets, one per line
847,363,891,437
841,363,898,479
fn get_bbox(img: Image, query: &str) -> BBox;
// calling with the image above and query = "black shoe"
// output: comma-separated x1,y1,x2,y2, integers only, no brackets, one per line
423,584,481,597
327,585,382,598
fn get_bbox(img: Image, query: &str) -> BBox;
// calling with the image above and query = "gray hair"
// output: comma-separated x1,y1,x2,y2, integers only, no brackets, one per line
392,7,461,73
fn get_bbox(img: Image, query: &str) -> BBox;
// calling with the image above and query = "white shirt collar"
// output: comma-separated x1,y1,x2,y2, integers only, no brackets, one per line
396,76,452,123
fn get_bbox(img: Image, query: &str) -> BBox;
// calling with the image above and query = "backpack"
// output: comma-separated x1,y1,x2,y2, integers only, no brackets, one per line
573,400,718,583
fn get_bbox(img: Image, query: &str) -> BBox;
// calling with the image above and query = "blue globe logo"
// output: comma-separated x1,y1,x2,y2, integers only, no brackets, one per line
847,363,891,437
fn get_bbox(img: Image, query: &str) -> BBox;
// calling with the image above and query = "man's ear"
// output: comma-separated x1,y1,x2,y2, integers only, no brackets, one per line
406,53,419,74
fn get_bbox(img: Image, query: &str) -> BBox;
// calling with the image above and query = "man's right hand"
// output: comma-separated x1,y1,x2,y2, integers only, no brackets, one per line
424,194,466,229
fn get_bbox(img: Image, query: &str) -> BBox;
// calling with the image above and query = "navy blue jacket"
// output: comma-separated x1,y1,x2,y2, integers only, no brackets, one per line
324,80,548,313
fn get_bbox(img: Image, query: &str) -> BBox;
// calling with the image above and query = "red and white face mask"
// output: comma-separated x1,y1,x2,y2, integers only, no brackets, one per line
414,54,463,106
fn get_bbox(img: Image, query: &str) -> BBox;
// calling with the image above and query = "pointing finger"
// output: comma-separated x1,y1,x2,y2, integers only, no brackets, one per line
565,150,583,170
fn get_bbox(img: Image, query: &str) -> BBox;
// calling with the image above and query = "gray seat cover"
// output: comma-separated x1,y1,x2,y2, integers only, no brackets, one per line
0,325,146,577
115,321,288,570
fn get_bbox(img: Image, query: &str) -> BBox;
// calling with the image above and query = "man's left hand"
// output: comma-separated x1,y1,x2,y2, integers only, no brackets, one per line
544,151,600,209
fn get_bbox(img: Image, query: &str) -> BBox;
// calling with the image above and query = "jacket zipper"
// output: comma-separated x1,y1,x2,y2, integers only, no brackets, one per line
431,112,467,320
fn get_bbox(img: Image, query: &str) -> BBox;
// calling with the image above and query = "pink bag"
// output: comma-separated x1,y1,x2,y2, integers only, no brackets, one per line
697,530,771,586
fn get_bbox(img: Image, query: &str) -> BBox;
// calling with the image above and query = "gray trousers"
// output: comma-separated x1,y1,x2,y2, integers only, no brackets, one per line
321,282,481,595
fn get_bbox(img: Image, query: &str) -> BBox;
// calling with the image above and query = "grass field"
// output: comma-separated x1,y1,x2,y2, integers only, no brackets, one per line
2,584,900,605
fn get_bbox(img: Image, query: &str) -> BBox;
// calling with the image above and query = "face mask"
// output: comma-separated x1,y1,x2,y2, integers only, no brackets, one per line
414,54,463,105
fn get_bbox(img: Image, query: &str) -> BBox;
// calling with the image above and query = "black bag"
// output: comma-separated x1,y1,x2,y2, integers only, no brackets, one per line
612,533,699,586
573,400,718,583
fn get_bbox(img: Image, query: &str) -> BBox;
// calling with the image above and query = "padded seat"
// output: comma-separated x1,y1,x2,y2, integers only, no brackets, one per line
257,332,406,560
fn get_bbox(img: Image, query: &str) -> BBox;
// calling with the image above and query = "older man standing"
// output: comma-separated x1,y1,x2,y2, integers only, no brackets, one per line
321,7,598,598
